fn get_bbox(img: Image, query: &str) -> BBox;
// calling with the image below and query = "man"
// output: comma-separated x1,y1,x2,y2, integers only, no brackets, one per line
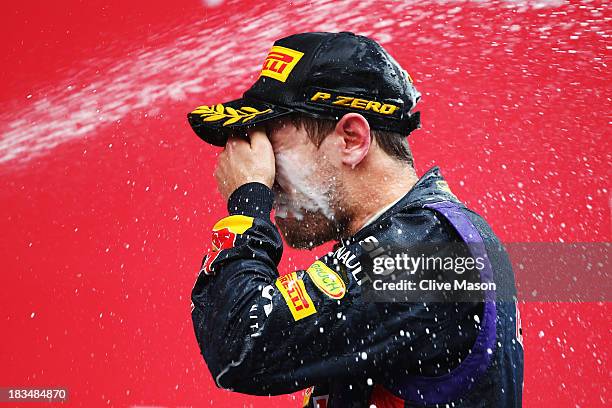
188,32,524,407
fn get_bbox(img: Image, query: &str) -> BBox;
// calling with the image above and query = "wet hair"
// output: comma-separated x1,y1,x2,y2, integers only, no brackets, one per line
288,114,415,166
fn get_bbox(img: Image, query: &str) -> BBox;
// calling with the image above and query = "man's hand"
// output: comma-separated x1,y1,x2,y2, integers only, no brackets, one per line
214,128,275,199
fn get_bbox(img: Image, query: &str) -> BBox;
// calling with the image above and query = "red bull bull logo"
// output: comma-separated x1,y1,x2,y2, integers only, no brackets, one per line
201,215,254,275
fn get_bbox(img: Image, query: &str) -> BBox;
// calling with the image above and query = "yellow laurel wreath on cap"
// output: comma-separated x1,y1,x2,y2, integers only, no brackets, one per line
191,104,272,126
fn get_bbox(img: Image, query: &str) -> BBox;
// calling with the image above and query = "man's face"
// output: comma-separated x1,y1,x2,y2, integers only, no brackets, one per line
266,119,346,249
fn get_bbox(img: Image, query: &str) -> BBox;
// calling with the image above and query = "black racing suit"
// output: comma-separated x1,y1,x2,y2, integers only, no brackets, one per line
191,167,524,407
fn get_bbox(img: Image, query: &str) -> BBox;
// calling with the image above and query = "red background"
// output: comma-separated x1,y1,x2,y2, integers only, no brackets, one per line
1,0,609,406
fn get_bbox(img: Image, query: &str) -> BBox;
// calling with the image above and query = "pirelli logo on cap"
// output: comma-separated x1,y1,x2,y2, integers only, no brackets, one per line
309,89,402,118
276,272,316,321
260,45,304,82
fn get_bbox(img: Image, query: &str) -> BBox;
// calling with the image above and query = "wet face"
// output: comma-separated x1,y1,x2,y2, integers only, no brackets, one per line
266,119,347,249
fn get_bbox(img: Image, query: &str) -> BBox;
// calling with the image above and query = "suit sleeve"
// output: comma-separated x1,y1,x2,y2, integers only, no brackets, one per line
190,183,470,395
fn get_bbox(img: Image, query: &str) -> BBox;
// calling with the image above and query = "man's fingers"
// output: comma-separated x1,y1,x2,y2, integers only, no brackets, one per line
248,128,271,151
224,135,237,150
215,127,275,193
225,134,251,153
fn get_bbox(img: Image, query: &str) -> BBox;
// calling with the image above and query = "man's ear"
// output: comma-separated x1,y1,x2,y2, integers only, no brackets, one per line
334,113,371,168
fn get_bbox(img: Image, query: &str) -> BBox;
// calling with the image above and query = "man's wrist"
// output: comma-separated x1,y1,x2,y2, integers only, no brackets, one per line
227,182,275,218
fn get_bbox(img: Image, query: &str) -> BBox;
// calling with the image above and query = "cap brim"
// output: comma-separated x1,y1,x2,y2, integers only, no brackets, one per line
187,98,293,146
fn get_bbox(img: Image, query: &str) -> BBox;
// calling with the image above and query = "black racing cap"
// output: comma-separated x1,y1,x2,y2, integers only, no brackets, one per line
187,31,421,146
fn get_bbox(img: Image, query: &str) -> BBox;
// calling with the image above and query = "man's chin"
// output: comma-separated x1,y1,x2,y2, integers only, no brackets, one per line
274,214,335,249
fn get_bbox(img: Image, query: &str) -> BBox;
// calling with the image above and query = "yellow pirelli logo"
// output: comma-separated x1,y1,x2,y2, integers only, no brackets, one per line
275,272,317,321
310,90,401,116
260,45,304,83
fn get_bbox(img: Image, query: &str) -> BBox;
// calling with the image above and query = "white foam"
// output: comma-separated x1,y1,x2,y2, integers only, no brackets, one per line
0,0,567,165
274,150,335,220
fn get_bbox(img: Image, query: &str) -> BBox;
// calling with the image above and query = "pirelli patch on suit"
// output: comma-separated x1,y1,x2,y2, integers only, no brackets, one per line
307,88,403,118
276,272,317,321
